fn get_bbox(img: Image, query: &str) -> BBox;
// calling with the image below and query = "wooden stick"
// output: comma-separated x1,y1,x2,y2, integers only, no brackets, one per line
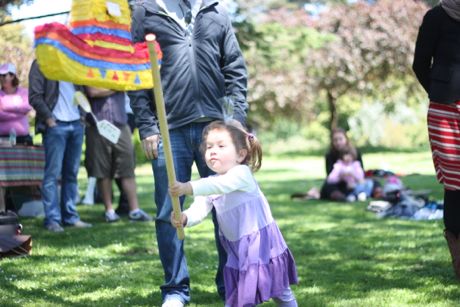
146,34,185,240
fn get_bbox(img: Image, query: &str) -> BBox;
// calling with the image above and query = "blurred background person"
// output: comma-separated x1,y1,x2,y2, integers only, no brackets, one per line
413,0,460,278
84,87,151,223
320,128,364,201
29,60,92,232
0,63,33,145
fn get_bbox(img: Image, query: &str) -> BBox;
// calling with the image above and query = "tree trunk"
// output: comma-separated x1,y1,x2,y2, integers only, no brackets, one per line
327,90,338,132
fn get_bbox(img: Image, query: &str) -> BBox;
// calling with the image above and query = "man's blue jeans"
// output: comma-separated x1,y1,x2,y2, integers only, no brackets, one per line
42,121,84,226
152,122,227,304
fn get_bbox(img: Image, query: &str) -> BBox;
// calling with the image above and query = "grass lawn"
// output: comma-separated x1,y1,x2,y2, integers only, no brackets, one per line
2,150,460,306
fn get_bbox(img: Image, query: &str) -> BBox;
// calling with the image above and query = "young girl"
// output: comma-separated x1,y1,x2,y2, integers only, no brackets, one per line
169,121,298,307
326,145,372,202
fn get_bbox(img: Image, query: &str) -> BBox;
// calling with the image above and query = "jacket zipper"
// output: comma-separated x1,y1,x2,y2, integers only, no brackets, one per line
150,2,219,119
187,2,218,119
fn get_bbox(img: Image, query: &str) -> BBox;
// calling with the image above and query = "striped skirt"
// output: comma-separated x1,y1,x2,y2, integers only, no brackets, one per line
427,101,460,190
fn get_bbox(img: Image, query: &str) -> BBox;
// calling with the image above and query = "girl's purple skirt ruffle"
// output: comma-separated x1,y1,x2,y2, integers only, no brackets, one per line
221,222,298,306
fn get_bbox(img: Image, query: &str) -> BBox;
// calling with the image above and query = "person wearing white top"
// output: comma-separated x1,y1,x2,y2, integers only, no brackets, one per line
28,60,92,233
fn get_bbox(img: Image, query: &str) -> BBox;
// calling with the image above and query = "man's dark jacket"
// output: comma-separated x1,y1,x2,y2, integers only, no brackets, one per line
28,60,84,134
413,5,460,104
128,0,248,139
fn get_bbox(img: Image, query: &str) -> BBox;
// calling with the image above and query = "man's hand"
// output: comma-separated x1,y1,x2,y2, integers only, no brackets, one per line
169,181,193,197
46,118,56,128
170,212,187,228
142,134,160,160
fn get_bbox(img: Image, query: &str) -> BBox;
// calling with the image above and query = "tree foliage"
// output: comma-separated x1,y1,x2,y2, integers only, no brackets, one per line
0,1,34,86
0,22,34,86
306,0,429,130
241,8,329,129
0,0,30,13
237,0,429,138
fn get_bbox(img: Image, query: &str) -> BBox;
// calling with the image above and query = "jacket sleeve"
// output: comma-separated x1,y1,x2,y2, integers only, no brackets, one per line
221,10,248,124
127,5,160,139
412,7,441,94
28,60,53,122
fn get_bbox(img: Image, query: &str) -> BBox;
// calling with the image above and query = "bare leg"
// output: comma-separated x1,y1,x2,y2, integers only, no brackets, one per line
99,178,114,211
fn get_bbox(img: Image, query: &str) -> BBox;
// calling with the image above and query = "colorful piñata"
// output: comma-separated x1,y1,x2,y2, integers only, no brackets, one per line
34,0,161,90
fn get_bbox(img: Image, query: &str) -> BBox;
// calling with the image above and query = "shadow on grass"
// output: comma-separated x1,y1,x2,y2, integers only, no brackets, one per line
2,167,458,306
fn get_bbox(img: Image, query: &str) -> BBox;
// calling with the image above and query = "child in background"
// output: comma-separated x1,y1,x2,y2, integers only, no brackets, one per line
327,145,373,202
169,120,298,307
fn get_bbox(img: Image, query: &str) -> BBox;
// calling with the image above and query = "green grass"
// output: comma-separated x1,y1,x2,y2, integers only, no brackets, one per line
2,151,460,306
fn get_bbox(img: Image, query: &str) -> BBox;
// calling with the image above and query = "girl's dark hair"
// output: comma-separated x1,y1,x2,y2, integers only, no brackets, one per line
11,74,19,87
338,145,358,161
201,120,263,172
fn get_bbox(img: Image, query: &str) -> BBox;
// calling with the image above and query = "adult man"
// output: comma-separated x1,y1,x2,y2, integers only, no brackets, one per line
129,1,248,306
84,87,151,223
28,60,92,232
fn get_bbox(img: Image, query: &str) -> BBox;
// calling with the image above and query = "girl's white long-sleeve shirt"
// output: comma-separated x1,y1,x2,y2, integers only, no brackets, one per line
184,165,256,227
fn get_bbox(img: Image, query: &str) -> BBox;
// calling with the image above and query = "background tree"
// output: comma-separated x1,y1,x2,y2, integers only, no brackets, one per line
242,8,329,131
0,0,34,85
0,0,30,13
307,0,428,131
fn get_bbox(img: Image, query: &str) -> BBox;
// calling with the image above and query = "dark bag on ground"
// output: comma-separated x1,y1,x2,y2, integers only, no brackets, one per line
0,211,32,258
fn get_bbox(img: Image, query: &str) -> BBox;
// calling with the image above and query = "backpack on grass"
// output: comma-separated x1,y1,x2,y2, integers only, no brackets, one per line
0,210,32,258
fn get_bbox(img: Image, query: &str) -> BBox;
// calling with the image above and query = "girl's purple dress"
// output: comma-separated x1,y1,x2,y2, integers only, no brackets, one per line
209,180,298,306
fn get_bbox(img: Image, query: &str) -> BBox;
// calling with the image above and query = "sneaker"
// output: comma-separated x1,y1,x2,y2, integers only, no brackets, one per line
346,194,357,202
162,298,184,307
68,220,93,228
129,209,152,222
45,223,64,233
357,192,367,202
105,211,120,223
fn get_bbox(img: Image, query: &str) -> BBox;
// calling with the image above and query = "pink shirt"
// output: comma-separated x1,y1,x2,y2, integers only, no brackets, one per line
327,160,364,186
0,87,31,136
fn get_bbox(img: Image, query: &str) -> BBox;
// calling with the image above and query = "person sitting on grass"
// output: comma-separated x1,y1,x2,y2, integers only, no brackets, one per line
294,128,365,201
319,128,364,201
326,145,373,202
169,120,298,307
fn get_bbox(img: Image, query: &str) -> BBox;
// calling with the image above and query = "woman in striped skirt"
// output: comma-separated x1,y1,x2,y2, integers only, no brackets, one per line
413,0,460,279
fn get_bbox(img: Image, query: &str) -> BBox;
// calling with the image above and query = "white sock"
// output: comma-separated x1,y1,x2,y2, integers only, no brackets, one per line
82,177,96,204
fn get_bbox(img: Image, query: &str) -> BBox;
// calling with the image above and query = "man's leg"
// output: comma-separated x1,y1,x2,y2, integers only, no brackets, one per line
60,121,84,225
153,127,193,304
117,118,136,215
121,177,139,210
42,124,67,227
113,125,150,221
115,178,130,215
99,178,114,211
192,122,227,300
